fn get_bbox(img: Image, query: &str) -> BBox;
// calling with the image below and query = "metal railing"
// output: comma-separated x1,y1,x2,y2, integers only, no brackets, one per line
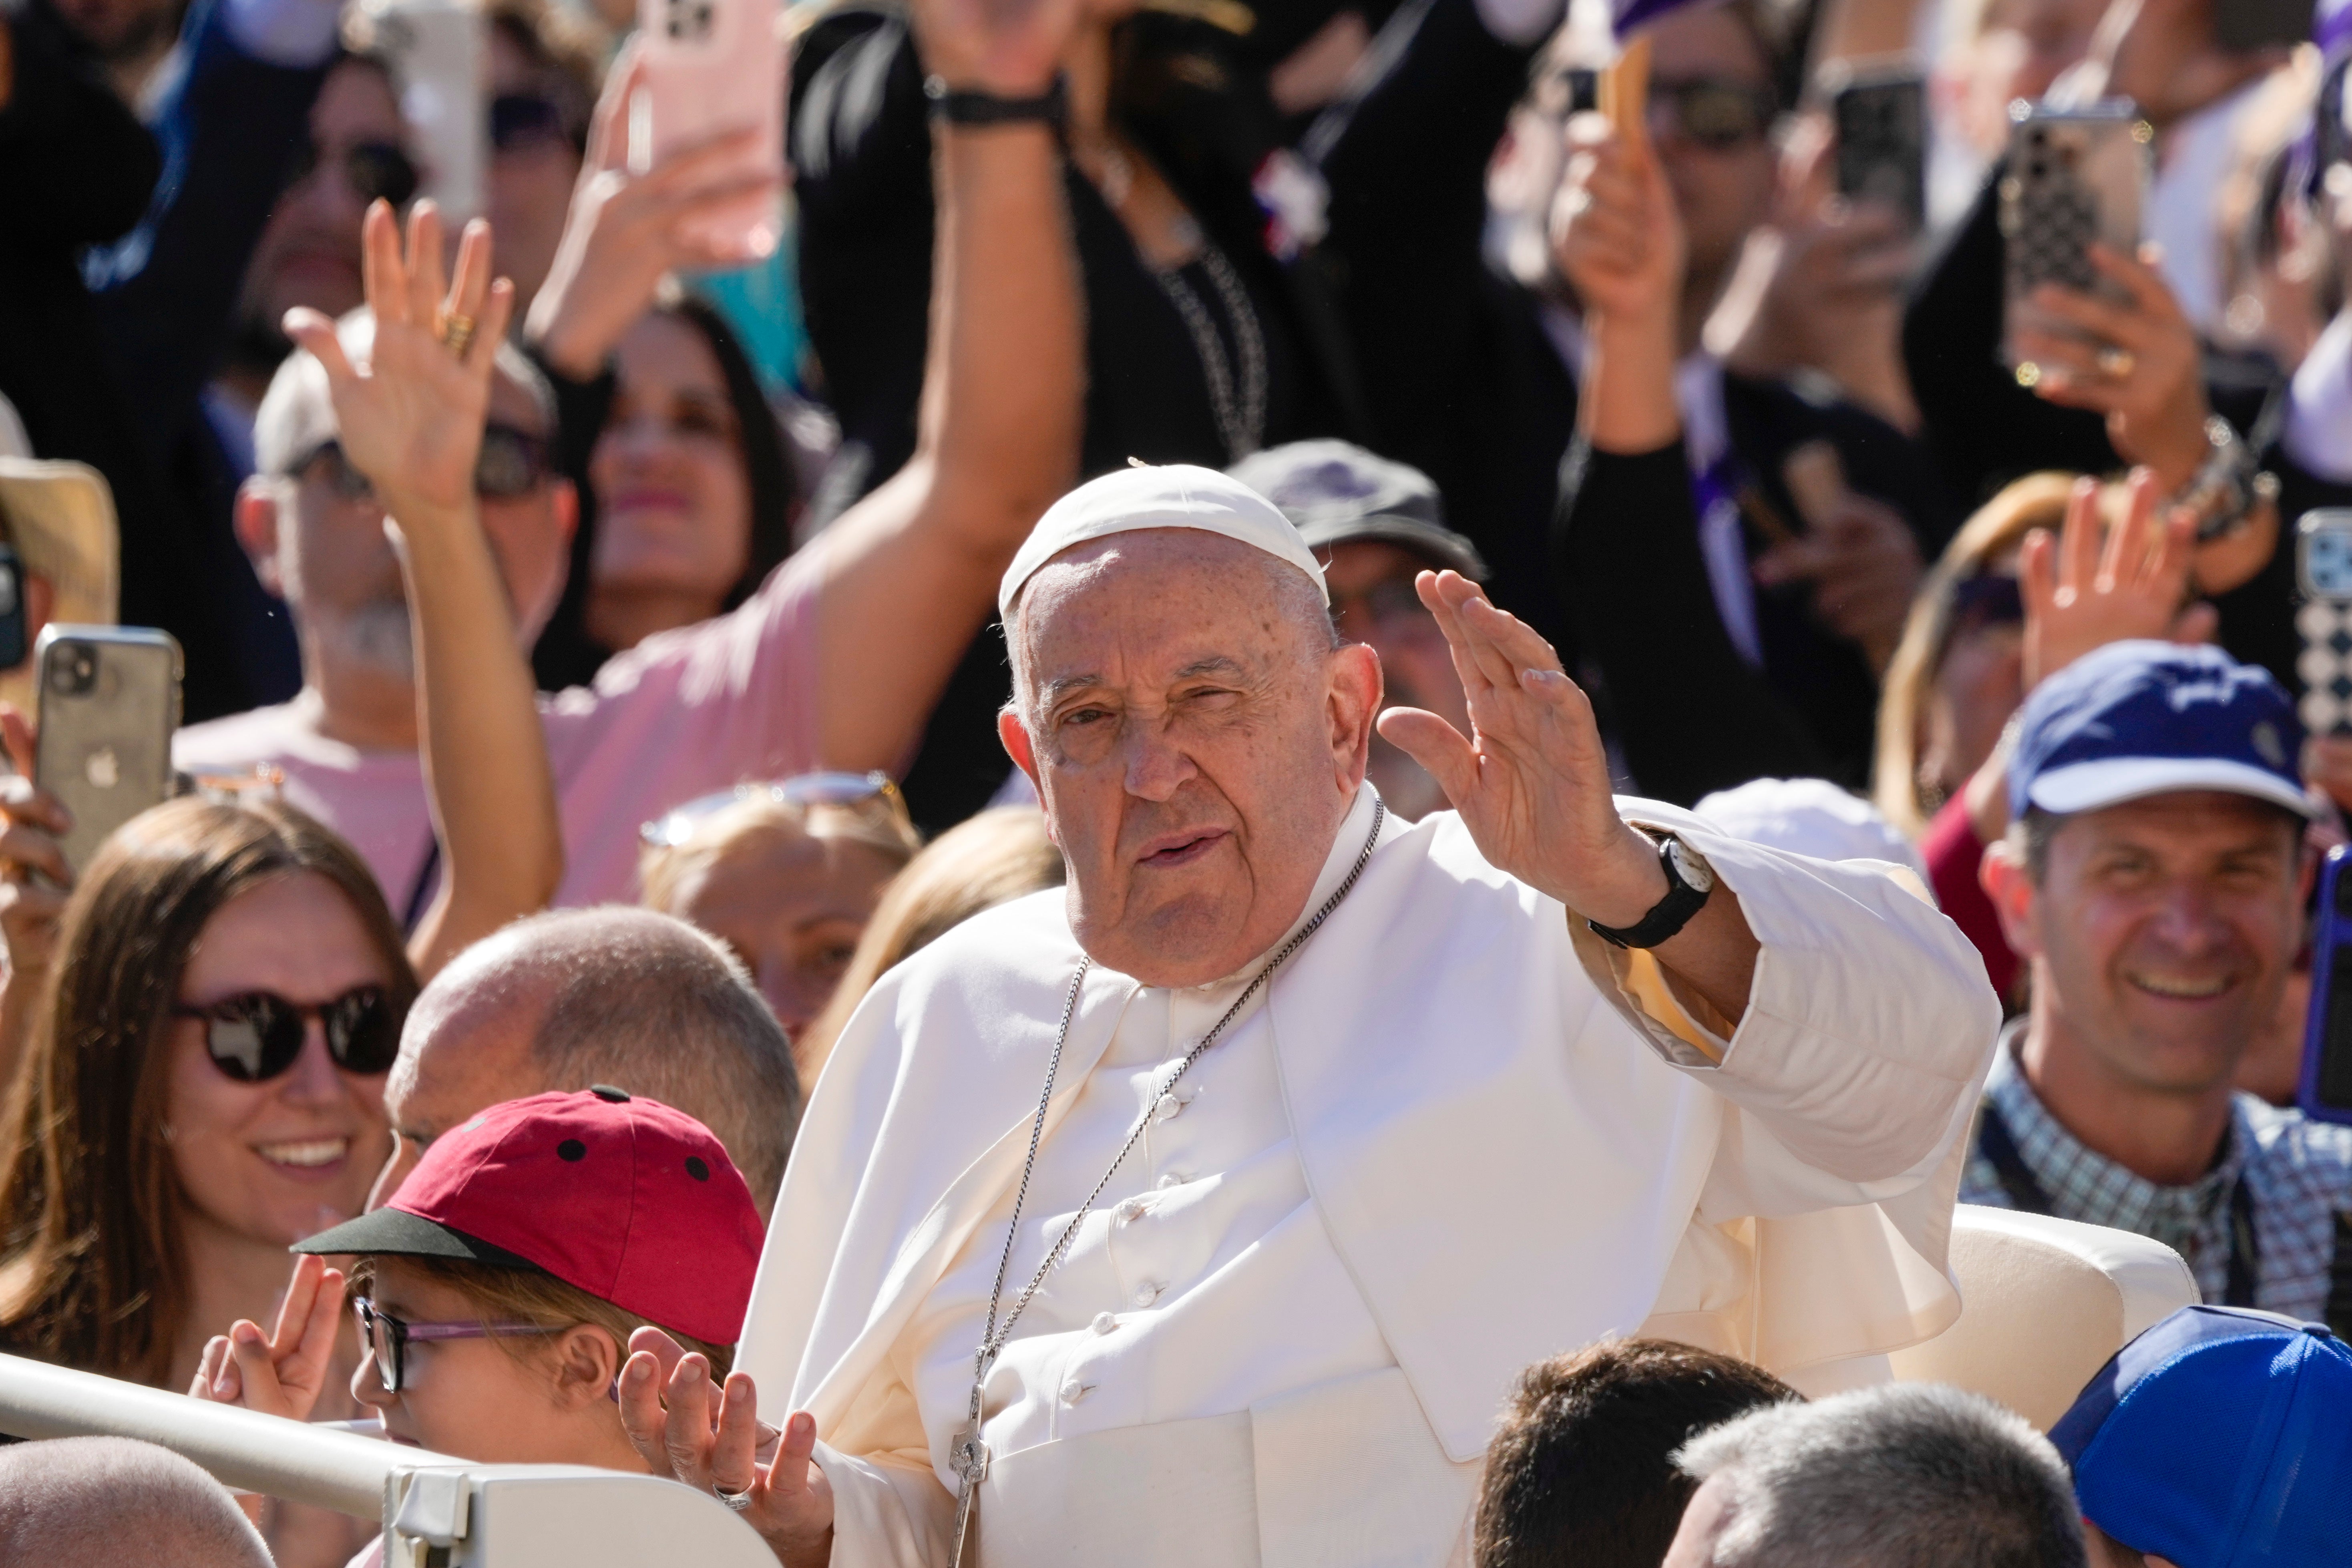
0,1353,779,1568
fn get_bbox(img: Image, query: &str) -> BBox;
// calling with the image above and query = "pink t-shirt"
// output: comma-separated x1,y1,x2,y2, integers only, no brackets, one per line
174,549,825,914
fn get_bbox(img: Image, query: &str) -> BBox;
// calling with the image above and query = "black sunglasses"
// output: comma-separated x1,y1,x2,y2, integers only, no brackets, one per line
287,137,421,209
490,93,578,155
172,985,402,1082
296,423,554,503
1649,78,1779,150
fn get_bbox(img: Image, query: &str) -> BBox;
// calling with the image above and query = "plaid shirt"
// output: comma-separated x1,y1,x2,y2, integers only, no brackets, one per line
1961,1023,2352,1327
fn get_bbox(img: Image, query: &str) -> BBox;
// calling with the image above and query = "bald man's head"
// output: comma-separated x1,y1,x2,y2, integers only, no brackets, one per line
0,1438,271,1568
374,907,801,1214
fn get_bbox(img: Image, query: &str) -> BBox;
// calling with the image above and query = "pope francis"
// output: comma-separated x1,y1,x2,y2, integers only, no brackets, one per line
617,464,2002,1568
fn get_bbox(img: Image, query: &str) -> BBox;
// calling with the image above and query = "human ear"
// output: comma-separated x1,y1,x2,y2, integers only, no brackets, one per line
1325,642,1381,789
234,480,288,598
547,1324,623,1411
1981,840,2043,961
998,705,1051,834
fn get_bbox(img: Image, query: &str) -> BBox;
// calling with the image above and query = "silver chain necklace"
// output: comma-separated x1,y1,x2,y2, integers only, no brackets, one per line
1151,239,1268,462
948,798,1386,1564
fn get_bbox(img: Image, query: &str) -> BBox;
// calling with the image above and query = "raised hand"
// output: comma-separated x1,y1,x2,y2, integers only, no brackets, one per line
1551,110,1685,330
526,45,784,379
1753,443,1923,675
1377,571,1669,929
2014,244,2211,493
617,1327,833,1567
280,201,515,523
187,1254,347,1424
2020,468,2214,689
913,0,1082,95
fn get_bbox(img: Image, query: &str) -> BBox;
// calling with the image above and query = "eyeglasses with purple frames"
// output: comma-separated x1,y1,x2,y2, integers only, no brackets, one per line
353,1296,557,1395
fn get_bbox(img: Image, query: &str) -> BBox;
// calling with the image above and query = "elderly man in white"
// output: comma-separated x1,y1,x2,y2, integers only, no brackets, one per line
615,461,2000,1566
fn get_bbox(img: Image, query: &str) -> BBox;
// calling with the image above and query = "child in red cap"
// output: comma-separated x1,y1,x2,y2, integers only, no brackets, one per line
193,1087,764,1482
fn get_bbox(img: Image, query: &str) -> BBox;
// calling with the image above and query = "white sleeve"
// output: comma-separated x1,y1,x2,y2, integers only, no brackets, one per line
810,1443,957,1568
2286,314,2352,485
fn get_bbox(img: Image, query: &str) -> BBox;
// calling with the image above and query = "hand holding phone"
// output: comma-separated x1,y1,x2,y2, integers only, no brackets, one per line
2000,102,2151,374
631,0,786,259
31,626,181,877
1820,57,1925,233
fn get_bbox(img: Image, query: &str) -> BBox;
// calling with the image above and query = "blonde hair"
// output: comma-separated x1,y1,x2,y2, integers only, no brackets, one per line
1871,473,2093,836
795,807,1064,1085
639,793,921,917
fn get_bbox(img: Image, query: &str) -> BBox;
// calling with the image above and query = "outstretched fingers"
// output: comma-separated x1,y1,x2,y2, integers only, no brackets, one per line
406,203,451,333
618,1350,682,1477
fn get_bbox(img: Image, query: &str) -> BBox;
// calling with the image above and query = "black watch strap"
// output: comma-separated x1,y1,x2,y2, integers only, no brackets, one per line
923,74,1068,129
1587,835,1711,950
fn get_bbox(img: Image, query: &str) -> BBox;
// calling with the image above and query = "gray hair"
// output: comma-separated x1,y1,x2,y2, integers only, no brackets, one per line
1673,1383,2086,1568
401,907,801,1210
252,309,556,478
0,1437,272,1568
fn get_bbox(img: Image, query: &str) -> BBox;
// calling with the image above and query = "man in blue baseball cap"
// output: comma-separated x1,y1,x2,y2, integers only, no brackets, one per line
2051,1305,2352,1567
1974,641,2352,1331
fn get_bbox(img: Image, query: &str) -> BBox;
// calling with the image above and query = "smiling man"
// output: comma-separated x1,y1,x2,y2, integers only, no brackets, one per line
1976,641,2352,1325
619,463,1999,1568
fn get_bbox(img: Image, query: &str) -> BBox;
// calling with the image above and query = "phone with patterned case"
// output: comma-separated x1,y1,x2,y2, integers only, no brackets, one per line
1999,101,2150,378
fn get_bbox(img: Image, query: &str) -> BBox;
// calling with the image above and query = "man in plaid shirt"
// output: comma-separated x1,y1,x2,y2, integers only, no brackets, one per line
1967,641,2352,1329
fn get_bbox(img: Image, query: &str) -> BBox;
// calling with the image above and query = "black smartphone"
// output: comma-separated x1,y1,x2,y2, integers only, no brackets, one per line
2215,0,2314,54
0,545,26,671
2302,845,2352,1126
1824,60,1926,232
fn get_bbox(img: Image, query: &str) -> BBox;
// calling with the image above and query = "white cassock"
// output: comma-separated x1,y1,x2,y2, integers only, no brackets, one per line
736,785,2000,1568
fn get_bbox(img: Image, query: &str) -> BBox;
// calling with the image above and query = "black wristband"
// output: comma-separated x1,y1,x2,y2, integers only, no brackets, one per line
923,74,1067,129
1586,836,1712,950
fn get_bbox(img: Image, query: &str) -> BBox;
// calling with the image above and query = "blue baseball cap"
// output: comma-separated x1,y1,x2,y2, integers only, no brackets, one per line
2050,1306,2352,1566
2007,642,2312,821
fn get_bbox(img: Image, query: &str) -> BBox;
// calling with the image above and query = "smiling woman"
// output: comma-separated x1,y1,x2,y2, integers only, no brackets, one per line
0,798,414,1395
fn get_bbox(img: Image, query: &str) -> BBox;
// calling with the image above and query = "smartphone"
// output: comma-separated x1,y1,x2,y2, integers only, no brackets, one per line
1823,58,1926,232
2297,510,2352,736
2302,846,2352,1126
631,0,786,258
359,0,487,224
2216,0,2315,54
32,627,182,876
0,545,27,672
1999,101,2151,375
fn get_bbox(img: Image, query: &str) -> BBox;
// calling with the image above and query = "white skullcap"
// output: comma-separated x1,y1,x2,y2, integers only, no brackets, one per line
1693,776,1928,882
998,464,1329,620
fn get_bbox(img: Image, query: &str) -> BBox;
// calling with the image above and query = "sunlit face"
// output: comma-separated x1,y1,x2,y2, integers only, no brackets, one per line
662,823,899,1039
348,1258,633,1467
1324,541,1467,822
370,981,551,1211
585,313,754,644
2006,794,2306,1094
164,874,396,1247
1002,530,1377,987
241,62,409,335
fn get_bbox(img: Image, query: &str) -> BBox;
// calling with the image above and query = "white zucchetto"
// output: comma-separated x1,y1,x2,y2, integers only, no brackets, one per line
997,464,1331,620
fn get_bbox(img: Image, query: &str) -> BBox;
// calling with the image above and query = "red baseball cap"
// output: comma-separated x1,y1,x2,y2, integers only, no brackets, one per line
297,1087,763,1347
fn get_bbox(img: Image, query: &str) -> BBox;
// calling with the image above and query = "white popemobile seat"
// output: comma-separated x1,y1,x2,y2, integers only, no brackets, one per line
1888,1204,2201,1430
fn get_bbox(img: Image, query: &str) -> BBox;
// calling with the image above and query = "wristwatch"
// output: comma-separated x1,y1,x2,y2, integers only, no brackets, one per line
923,74,1069,130
1587,832,1717,950
2172,415,2276,542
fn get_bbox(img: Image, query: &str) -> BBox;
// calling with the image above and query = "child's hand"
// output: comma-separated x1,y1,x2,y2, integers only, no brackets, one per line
188,1254,346,1425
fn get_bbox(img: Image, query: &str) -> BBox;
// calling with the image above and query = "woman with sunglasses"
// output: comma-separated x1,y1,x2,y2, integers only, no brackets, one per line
0,797,411,1393
637,772,921,1052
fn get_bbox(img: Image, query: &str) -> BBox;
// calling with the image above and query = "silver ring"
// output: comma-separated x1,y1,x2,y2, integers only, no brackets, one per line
714,1482,756,1513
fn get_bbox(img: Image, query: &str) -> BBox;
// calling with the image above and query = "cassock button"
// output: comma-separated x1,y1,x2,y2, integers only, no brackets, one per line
1156,1173,1186,1191
1090,1312,1118,1335
1061,1381,1096,1405
1152,1094,1182,1123
1117,1198,1148,1224
1131,1282,1163,1307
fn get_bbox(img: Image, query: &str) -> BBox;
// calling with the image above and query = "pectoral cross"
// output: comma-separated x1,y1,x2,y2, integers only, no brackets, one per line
949,1423,989,1566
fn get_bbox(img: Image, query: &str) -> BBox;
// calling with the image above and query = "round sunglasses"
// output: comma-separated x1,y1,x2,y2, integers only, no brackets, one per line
171,985,402,1083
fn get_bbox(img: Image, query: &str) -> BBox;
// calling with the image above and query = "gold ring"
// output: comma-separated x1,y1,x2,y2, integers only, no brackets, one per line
2095,346,2136,380
440,313,478,358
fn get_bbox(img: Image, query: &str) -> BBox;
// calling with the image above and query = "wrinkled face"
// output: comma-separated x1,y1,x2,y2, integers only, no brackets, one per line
1324,541,1466,822
164,873,396,1247
1642,6,1778,292
240,62,410,339
586,314,754,627
264,370,572,675
1002,530,1377,987
2014,794,2305,1094
486,28,585,307
661,824,898,1039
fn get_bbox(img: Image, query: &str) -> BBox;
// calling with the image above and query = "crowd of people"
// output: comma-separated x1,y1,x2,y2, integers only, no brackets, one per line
4,0,2352,1561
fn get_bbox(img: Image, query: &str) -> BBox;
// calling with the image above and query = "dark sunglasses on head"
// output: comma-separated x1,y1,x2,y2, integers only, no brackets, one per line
1648,78,1778,150
294,423,554,503
173,985,402,1083
490,93,577,155
287,137,422,209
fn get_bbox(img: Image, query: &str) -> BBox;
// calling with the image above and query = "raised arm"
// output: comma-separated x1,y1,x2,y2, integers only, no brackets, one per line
283,203,565,977
802,0,1084,772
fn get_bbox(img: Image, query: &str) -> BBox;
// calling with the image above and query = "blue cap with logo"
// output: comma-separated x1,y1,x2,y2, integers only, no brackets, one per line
2050,1306,2352,1565
2007,642,2312,821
